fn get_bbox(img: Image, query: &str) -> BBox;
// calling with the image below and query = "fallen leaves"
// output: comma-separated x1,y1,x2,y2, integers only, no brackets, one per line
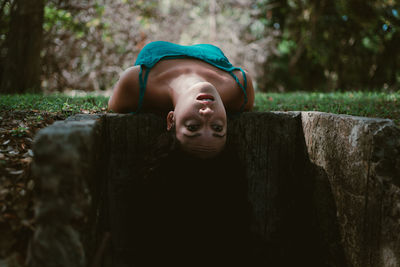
0,109,64,263
0,107,106,264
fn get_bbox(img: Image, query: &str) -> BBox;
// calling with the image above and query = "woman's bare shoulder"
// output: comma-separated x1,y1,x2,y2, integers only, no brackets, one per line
226,68,254,111
120,66,141,85
108,66,141,113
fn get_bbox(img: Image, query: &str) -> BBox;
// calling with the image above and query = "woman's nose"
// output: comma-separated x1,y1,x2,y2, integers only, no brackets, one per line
199,106,214,116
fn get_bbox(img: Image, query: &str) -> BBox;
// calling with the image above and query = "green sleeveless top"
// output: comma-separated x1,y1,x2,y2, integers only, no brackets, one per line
133,41,248,113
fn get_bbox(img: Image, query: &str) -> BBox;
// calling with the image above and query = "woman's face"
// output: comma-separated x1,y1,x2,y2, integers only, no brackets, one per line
168,82,227,158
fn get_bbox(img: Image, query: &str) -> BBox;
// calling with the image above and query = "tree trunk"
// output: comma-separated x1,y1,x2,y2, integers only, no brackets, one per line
1,0,44,94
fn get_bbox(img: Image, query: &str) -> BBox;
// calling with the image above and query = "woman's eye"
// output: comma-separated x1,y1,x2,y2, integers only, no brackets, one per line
212,125,223,132
187,124,199,131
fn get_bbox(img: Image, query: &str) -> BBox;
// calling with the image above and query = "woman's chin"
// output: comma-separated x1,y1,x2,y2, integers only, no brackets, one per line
190,81,218,94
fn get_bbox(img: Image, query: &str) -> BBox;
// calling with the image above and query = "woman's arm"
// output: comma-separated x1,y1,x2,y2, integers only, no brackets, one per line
108,66,141,113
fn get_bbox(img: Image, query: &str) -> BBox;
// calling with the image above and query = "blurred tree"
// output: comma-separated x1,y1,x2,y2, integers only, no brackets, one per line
39,0,275,92
0,0,12,81
40,0,155,91
3,0,394,93
0,0,44,93
257,0,400,91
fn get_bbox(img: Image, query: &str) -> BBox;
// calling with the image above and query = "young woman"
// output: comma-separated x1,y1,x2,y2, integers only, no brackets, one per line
108,42,255,265
108,41,255,158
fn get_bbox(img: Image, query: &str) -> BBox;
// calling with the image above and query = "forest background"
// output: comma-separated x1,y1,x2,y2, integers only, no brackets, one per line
0,0,399,94
0,1,399,265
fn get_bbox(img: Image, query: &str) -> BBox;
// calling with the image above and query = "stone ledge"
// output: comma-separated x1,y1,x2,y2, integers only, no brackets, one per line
28,112,400,267
29,117,102,267
302,111,400,267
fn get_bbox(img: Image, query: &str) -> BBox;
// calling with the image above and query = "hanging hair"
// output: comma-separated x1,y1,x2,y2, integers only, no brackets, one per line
134,126,251,266
140,126,178,180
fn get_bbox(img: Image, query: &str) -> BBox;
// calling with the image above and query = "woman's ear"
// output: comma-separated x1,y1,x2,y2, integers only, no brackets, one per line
166,111,174,131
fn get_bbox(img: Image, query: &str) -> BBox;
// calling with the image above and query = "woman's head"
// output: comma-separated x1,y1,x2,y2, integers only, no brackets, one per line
166,81,227,158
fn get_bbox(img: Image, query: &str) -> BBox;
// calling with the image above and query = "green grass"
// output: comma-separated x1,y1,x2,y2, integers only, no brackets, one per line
0,93,109,115
0,91,399,125
254,91,400,125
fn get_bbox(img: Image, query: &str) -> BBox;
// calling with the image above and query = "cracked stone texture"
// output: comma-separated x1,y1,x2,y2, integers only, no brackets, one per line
29,112,400,267
302,111,400,267
28,119,103,267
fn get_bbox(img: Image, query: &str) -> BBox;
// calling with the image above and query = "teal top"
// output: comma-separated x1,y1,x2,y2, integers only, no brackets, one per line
133,41,248,113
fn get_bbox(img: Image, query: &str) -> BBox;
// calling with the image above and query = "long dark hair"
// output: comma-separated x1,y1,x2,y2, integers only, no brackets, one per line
140,127,177,180
135,129,251,266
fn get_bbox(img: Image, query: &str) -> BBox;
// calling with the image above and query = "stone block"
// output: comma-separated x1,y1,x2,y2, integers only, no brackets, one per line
302,111,400,267
28,112,400,267
28,118,103,267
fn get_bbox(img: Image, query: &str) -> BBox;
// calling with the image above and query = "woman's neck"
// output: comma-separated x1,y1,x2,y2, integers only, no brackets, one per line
169,73,206,106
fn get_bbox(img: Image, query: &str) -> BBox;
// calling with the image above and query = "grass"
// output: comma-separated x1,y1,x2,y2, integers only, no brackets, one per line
0,91,399,125
254,91,400,125
0,93,109,115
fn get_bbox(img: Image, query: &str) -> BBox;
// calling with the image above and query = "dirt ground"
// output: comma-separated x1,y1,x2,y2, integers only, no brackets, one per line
0,110,66,265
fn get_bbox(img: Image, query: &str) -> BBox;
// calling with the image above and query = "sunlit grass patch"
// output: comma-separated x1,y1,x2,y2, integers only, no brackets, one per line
254,91,400,125
0,93,109,115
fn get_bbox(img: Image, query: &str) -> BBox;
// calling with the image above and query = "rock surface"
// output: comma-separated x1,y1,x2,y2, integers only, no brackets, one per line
29,119,102,267
29,112,400,267
302,112,400,267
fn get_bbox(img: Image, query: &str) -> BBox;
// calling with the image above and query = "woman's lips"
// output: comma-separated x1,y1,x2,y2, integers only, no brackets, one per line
196,94,215,101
